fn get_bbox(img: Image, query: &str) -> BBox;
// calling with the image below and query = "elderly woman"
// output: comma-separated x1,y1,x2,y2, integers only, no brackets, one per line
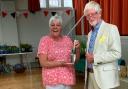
37,14,80,89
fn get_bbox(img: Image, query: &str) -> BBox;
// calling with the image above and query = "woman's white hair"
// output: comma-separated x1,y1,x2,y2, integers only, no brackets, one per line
49,14,62,27
84,1,102,16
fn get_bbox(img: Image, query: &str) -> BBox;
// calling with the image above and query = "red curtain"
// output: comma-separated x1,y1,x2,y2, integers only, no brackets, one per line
121,0,128,35
28,0,40,12
92,0,128,36
73,0,89,35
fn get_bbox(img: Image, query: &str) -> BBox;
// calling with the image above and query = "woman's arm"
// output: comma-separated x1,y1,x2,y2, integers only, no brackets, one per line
38,54,65,68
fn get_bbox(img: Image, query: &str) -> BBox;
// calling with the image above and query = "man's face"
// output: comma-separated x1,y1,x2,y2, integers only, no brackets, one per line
86,9,101,26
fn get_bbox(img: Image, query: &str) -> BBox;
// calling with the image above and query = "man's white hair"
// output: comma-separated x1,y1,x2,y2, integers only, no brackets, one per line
84,1,102,16
49,14,62,27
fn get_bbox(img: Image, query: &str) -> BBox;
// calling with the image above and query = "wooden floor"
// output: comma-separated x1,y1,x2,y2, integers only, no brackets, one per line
0,68,84,89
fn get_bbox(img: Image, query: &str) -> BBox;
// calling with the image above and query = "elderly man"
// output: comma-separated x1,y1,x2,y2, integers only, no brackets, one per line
84,1,121,89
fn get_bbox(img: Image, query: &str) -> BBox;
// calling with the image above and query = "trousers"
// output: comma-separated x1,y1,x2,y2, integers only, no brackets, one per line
46,84,72,89
87,73,118,89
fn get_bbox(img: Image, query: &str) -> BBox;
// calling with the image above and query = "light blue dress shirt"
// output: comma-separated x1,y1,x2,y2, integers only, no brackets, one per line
88,21,102,69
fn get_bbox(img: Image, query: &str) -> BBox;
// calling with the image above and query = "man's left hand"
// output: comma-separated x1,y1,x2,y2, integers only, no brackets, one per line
86,53,94,63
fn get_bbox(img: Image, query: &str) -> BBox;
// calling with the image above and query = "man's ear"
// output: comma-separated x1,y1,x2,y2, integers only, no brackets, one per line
99,11,102,17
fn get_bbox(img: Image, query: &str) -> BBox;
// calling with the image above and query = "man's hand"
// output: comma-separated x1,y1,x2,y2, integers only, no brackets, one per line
86,53,94,63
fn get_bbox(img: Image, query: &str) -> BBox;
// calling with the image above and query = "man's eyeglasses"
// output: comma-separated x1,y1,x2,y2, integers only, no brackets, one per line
86,12,98,19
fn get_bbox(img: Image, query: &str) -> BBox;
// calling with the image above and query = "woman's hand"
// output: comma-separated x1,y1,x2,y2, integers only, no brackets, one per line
58,61,74,67
73,40,80,61
74,40,80,49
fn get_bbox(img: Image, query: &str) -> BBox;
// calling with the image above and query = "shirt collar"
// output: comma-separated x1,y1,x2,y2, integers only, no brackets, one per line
93,20,102,32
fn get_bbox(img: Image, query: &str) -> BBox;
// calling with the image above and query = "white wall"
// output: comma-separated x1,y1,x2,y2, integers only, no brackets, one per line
15,0,28,10
0,1,19,46
0,1,20,65
0,18,4,43
17,11,46,52
121,36,128,65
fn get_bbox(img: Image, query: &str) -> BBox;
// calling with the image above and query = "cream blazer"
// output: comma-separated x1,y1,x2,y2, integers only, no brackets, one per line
85,21,121,89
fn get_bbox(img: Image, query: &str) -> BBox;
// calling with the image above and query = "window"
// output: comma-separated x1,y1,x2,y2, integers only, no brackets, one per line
40,0,46,8
49,0,61,7
40,0,73,8
64,0,73,7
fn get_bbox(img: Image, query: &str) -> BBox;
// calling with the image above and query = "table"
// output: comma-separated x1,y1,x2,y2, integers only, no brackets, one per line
0,52,33,73
0,52,33,56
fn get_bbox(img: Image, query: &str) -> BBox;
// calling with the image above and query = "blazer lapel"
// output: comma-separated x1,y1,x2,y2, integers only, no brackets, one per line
87,31,92,53
93,21,106,53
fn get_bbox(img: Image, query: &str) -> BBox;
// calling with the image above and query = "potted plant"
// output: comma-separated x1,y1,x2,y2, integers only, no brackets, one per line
20,43,32,52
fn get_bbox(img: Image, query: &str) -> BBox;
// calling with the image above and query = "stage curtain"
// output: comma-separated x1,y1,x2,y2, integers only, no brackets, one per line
73,0,89,35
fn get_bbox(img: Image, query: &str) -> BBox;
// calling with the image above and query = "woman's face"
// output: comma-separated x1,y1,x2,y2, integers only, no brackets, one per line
50,19,62,38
